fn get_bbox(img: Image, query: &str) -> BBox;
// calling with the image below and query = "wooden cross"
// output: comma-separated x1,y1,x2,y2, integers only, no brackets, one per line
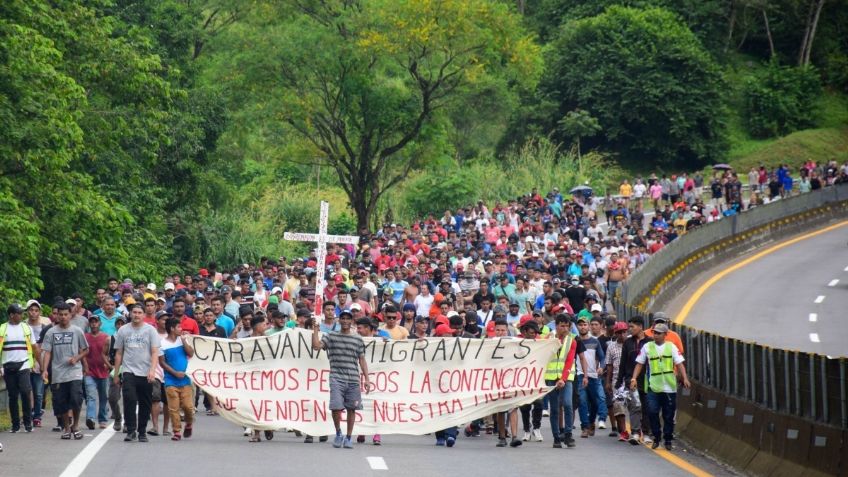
283,201,359,316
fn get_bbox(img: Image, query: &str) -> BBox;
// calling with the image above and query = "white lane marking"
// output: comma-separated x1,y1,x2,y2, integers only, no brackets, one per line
828,279,839,287
367,457,388,470
844,265,848,272
814,295,825,303
59,425,116,477
809,313,817,322
809,333,820,343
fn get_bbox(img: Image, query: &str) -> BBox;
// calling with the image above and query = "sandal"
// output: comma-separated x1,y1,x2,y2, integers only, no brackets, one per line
171,432,182,441
249,436,261,443
147,429,159,436
73,430,84,440
163,431,171,437
206,410,215,416
61,430,72,440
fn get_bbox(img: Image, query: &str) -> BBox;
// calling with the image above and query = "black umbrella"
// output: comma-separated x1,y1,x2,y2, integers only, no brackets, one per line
570,185,593,194
712,164,733,170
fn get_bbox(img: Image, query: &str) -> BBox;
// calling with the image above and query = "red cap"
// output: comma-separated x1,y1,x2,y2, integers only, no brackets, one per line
334,274,344,283
613,322,628,333
518,314,535,328
199,269,209,277
485,321,496,338
434,324,453,337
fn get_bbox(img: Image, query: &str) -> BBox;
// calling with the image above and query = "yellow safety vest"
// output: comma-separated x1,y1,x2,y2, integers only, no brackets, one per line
0,322,35,369
645,341,677,393
545,333,576,381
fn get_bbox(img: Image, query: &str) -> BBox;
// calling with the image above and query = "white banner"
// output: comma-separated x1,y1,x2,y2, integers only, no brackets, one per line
186,329,558,435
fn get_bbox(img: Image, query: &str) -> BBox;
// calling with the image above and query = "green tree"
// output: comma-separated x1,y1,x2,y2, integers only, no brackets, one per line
219,0,541,230
557,109,601,159
742,60,821,137
545,6,727,169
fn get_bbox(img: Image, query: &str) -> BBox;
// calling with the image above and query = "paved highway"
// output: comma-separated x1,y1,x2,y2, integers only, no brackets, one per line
668,221,848,357
1,409,732,476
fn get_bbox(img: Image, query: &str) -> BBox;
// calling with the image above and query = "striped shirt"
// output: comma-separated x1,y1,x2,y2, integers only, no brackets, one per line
321,331,365,384
1,323,30,368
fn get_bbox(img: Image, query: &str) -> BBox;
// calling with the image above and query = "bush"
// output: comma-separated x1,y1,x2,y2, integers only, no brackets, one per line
742,61,822,138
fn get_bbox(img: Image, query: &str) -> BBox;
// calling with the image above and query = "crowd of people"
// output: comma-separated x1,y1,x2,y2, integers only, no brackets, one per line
2,158,845,453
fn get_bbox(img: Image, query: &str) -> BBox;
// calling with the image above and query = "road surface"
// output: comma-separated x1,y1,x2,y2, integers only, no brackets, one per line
0,408,732,477
667,221,848,357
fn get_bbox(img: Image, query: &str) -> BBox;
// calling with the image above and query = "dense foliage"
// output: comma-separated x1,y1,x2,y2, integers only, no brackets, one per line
1,0,846,301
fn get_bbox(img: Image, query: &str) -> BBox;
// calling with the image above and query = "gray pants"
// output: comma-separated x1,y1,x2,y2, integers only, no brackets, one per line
108,378,122,425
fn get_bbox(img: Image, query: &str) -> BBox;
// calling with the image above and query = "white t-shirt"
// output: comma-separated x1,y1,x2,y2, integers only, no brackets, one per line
633,183,647,198
413,294,434,318
1,323,30,369
635,341,685,393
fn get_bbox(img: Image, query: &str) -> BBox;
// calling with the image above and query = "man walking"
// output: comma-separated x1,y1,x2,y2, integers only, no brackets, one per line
311,309,373,449
84,316,110,429
545,314,588,448
113,304,161,442
1,304,39,433
630,323,690,450
41,303,89,440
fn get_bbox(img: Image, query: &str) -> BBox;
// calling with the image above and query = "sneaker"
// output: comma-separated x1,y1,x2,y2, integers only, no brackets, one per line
343,436,353,449
9,428,19,434
304,436,313,443
589,425,596,437
597,420,606,430
496,438,507,447
373,435,382,446
665,441,674,451
651,440,660,450
33,418,42,428
628,432,641,446
542,410,550,417
184,426,192,439
112,420,121,432
619,430,630,442
356,435,365,444
263,431,274,441
464,425,473,437
580,428,589,438
86,418,95,430
124,431,137,442
435,437,446,446
319,436,328,442
552,440,562,448
533,429,543,442
243,428,252,437
510,438,523,448
565,434,576,448
522,431,531,442
643,434,653,444
333,434,344,448
609,431,619,437
446,436,455,447
138,433,148,443
52,425,62,432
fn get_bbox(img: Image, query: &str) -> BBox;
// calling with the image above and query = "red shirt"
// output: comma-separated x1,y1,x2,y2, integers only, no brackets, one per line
85,332,110,379
179,316,200,335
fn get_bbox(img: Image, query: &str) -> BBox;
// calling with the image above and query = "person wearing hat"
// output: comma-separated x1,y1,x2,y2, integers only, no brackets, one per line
312,309,373,449
644,312,684,354
379,305,408,340
630,322,690,450
410,316,430,339
24,300,50,427
1,304,39,433
604,321,639,443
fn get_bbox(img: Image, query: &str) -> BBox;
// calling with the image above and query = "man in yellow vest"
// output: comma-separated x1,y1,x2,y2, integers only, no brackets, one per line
630,323,690,450
545,313,588,448
1,304,40,433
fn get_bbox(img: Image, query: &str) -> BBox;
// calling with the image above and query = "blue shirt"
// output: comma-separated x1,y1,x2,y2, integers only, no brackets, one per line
216,314,235,337
160,337,191,387
388,280,407,303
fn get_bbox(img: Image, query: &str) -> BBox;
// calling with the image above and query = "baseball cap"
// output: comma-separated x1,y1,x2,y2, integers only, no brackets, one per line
520,321,540,333
433,323,453,337
25,299,41,310
270,287,283,295
652,312,669,323
7,304,24,315
199,268,209,277
221,285,232,293
155,310,171,319
613,322,628,333
339,310,353,319
414,316,429,323
65,298,77,306
146,283,157,292
350,303,363,312
591,303,603,313
164,283,175,291
652,323,669,334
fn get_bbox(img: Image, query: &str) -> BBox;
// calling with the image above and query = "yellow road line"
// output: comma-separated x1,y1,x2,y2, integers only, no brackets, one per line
648,445,715,477
676,220,848,325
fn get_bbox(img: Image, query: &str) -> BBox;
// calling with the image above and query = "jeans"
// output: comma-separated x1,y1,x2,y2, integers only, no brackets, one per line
121,373,153,435
435,426,458,440
3,366,32,429
520,398,543,431
646,391,677,443
577,375,607,429
84,376,109,423
30,371,44,420
546,379,573,441
165,385,194,433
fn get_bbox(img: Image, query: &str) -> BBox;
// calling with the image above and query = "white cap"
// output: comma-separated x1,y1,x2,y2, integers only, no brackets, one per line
525,236,534,243
350,303,362,311
25,299,41,310
164,283,175,291
591,303,603,312
582,237,590,244
270,287,283,295
146,283,157,292
65,298,77,305
387,240,396,246
446,311,459,318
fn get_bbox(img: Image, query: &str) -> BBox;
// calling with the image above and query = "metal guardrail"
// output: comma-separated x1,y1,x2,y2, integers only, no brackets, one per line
613,183,848,429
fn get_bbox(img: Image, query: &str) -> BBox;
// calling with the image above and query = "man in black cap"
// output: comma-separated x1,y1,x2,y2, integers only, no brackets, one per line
1,304,38,432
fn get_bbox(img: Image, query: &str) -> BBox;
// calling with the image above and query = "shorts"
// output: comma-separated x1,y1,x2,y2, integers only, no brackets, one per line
151,380,167,403
52,380,83,414
329,376,362,411
612,400,627,417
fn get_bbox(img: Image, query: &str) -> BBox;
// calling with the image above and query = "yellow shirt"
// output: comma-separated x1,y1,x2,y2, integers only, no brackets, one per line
619,184,633,197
